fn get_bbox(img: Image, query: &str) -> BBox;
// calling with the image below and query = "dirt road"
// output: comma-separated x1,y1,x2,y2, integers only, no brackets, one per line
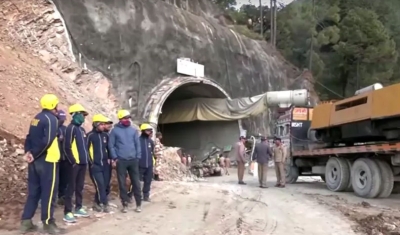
5,168,400,235
67,172,356,235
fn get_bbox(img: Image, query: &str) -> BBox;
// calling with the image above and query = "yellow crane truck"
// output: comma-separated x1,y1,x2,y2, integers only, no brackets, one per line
278,83,400,198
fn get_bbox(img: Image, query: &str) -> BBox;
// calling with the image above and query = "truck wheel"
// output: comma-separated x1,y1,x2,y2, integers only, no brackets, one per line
351,158,382,198
375,159,394,198
285,164,299,184
325,157,351,192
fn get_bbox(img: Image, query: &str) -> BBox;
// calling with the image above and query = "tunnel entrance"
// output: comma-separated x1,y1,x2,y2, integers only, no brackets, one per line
157,82,240,158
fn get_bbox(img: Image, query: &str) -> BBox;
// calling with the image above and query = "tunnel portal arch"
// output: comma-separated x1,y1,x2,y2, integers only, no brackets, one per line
142,76,243,156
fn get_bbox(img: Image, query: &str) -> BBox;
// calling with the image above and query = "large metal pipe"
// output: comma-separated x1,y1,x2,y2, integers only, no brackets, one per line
265,89,309,107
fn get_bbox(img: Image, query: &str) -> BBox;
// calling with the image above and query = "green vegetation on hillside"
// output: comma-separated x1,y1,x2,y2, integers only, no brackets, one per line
214,0,400,99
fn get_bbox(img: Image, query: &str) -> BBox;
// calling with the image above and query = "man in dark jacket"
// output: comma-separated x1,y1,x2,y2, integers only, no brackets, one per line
108,109,142,213
138,123,155,202
252,136,273,188
63,104,90,223
87,114,113,213
57,110,68,206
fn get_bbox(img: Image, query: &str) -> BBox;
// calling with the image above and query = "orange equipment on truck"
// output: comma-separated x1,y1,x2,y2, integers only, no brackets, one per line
277,83,400,199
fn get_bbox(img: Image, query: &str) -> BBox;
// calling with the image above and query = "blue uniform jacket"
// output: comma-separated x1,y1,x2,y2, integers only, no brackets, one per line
108,123,141,161
87,129,110,171
139,135,154,168
58,125,67,161
64,123,89,165
24,110,60,162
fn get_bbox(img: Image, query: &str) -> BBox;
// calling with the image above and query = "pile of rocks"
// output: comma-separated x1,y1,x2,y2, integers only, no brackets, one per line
0,138,28,204
158,147,187,181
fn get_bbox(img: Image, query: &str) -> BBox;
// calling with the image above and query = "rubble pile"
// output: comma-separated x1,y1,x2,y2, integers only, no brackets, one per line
0,138,28,204
190,158,222,178
0,136,28,230
158,147,187,181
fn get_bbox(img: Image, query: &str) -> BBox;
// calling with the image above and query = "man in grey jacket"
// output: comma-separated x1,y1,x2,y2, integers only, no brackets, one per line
252,136,273,188
108,110,142,213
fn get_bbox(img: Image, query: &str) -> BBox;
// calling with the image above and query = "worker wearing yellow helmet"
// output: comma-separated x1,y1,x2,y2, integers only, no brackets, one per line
21,94,62,234
63,104,90,223
138,123,155,201
128,123,155,202
87,114,113,213
108,109,142,213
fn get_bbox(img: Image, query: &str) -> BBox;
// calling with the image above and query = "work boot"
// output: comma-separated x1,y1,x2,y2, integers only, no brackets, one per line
20,219,38,234
43,221,66,235
92,203,103,212
238,181,246,185
103,204,110,213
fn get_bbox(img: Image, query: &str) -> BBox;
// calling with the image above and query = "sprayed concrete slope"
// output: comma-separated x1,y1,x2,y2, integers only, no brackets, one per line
51,0,311,133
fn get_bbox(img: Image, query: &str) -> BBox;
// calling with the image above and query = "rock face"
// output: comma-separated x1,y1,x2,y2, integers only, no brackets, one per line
51,0,308,133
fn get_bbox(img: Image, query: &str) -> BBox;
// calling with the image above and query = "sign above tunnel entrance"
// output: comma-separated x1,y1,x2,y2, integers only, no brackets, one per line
177,58,204,78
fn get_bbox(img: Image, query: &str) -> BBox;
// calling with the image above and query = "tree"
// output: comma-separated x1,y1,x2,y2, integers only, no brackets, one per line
213,0,237,10
334,8,397,95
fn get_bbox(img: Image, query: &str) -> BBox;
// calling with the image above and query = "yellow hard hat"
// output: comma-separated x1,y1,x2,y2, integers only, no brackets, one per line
68,104,88,116
117,109,131,119
92,114,113,123
140,123,152,131
40,94,59,110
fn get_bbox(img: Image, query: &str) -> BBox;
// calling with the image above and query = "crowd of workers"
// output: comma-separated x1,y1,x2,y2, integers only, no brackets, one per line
18,93,287,235
19,94,163,234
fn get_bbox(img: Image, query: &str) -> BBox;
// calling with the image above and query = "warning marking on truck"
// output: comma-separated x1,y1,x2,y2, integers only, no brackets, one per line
292,108,308,121
292,142,400,156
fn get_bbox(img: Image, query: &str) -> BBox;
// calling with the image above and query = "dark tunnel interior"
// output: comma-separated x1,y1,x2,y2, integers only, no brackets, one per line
158,83,239,159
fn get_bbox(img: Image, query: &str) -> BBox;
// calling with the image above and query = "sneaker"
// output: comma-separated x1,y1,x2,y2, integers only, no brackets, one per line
20,219,38,234
103,204,110,213
143,197,151,202
43,222,66,235
74,208,89,217
92,203,103,212
121,206,128,213
135,206,142,213
63,213,76,223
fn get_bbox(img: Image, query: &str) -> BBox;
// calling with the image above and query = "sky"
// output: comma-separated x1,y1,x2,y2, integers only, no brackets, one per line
236,0,294,8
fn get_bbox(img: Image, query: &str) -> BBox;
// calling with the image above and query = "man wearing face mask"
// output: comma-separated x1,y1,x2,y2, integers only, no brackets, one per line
63,104,90,223
56,110,68,206
108,110,142,213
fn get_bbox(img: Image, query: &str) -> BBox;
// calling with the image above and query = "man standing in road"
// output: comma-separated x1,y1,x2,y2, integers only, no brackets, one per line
20,94,62,234
273,137,286,188
252,136,273,188
138,123,155,202
108,110,142,213
233,136,247,185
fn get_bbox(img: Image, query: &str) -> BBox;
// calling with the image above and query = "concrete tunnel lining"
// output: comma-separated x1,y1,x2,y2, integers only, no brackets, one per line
143,77,241,158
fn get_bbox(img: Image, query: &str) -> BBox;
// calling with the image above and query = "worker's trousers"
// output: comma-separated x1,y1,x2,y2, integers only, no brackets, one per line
104,163,112,197
58,159,69,199
274,162,285,186
237,161,245,182
116,159,141,207
64,164,86,214
21,158,59,225
89,164,110,205
257,163,268,187
139,166,153,199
